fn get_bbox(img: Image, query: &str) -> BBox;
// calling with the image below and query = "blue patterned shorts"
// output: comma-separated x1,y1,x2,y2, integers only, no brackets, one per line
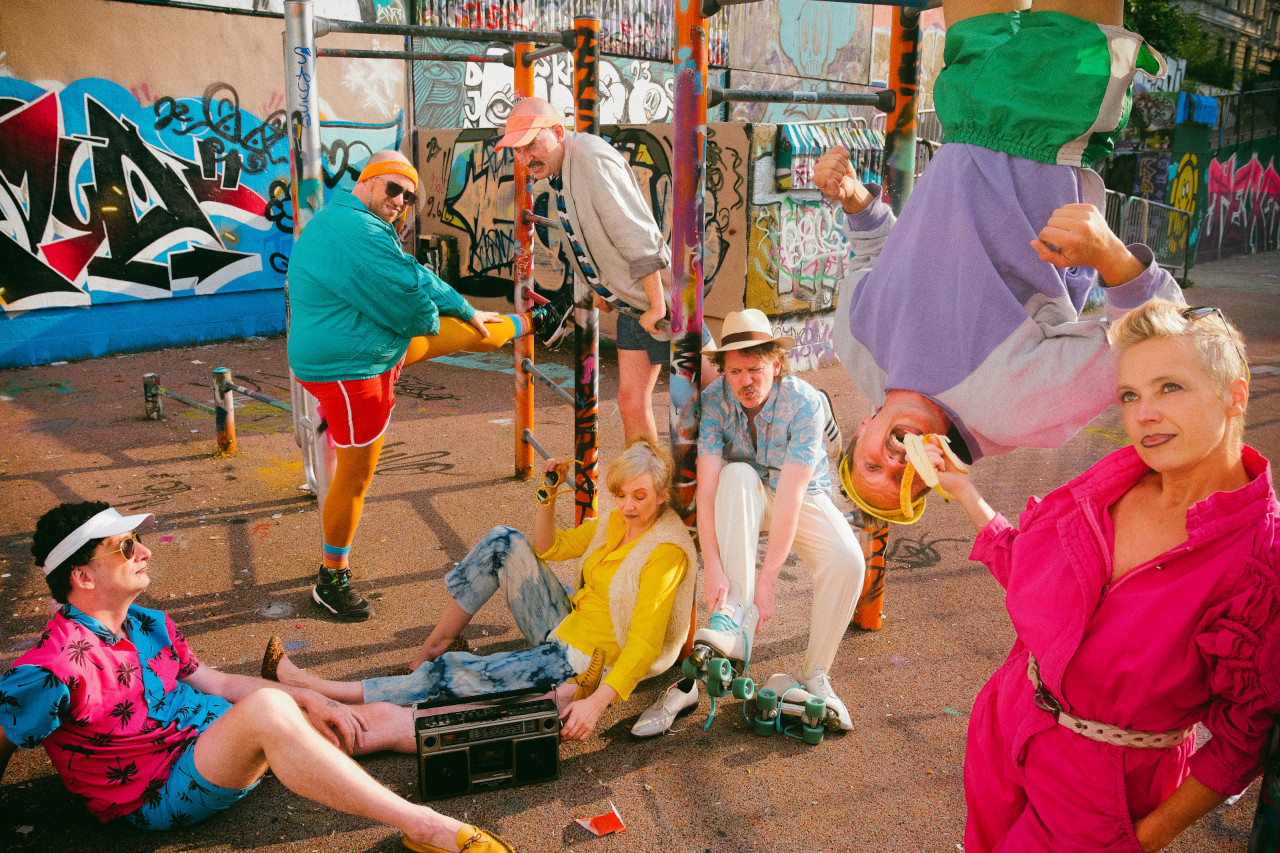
123,739,259,830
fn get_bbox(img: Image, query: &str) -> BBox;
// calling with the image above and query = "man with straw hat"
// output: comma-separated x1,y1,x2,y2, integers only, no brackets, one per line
635,310,863,734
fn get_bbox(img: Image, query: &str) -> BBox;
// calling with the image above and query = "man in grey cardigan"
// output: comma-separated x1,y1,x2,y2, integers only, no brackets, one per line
496,97,673,442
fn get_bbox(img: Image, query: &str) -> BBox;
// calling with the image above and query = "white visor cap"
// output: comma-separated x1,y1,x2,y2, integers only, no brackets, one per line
42,508,156,576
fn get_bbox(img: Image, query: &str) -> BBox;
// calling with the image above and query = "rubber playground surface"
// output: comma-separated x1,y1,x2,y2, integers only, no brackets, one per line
2,252,1278,852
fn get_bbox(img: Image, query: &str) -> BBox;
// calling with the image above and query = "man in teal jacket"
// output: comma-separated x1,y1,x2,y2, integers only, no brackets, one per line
288,150,563,621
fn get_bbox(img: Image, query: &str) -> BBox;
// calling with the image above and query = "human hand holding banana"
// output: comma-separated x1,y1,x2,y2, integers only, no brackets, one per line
902,433,996,532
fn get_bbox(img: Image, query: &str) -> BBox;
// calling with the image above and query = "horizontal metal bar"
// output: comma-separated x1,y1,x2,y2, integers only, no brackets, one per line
228,384,293,413
521,42,569,67
522,211,560,230
521,358,574,406
316,47,510,63
521,429,554,462
710,86,895,113
156,387,216,415
316,17,563,46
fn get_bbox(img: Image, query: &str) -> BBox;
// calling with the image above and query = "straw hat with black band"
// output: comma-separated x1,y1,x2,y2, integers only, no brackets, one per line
702,309,794,355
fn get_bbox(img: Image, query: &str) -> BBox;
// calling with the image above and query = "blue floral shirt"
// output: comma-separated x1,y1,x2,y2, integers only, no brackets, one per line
698,374,831,494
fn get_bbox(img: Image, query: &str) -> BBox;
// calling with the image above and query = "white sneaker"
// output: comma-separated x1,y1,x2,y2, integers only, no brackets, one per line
805,669,852,730
631,680,699,738
691,601,759,663
818,389,842,454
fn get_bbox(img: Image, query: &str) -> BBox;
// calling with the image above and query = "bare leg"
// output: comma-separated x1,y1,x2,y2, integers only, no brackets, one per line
275,652,366,704
191,688,465,850
944,0,1028,27
349,701,418,754
1032,0,1122,26
410,599,472,669
617,350,661,442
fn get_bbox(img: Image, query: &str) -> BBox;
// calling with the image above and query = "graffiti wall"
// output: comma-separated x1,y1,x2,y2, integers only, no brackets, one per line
0,77,401,312
1197,146,1280,262
414,47,707,130
1,0,407,367
415,122,748,323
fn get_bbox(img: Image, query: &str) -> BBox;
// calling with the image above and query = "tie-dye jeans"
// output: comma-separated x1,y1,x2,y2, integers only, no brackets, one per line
361,526,583,705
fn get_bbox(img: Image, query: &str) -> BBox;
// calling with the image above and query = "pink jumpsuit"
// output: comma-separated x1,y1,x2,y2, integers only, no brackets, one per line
965,445,1280,852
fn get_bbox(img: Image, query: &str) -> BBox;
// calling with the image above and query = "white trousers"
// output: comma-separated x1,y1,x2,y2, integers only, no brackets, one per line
714,462,864,677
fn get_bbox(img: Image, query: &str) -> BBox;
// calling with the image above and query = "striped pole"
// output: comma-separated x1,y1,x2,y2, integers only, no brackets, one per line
572,14,601,526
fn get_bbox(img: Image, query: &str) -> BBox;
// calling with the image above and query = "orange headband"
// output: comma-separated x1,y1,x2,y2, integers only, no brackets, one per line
358,159,419,188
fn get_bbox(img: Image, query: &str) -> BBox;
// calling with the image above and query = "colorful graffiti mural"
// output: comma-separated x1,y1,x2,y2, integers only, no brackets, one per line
415,48,682,130
0,77,401,313
1198,152,1280,262
1133,151,1172,201
420,123,746,304
773,311,838,371
1167,152,1200,256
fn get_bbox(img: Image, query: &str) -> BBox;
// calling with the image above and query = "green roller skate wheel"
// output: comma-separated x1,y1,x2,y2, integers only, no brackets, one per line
709,658,732,682
682,657,701,681
752,715,776,736
802,722,825,745
804,697,826,719
755,688,779,713
707,672,726,698
731,676,755,700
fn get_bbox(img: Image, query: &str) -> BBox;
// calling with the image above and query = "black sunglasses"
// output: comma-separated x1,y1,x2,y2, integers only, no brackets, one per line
379,177,418,206
1181,306,1249,384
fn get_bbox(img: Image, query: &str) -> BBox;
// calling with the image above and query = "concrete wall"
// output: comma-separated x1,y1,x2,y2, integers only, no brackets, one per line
1197,136,1280,261
0,0,408,367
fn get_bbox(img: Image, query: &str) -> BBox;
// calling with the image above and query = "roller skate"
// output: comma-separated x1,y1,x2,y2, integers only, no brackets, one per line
747,673,844,745
680,585,758,726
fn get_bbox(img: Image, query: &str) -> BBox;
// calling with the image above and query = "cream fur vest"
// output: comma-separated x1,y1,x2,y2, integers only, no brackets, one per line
574,507,698,681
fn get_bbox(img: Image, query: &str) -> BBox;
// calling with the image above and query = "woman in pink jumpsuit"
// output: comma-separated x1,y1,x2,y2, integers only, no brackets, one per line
921,299,1280,852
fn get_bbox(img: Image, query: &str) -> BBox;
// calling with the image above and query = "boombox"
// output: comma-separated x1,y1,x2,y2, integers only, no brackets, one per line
414,689,560,800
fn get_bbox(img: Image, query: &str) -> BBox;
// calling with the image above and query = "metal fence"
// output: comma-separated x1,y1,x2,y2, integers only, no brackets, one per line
1103,189,1192,283
1215,87,1280,148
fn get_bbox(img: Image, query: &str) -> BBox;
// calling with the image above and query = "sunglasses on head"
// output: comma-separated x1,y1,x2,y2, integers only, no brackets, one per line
100,532,143,561
1181,305,1250,384
379,176,418,206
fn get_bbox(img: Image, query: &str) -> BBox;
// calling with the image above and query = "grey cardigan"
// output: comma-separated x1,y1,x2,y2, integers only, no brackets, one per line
545,131,671,315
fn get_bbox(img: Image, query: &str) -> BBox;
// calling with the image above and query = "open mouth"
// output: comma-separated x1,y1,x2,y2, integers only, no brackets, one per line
886,425,923,462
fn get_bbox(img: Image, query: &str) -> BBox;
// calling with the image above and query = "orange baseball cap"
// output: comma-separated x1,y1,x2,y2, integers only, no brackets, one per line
494,114,563,149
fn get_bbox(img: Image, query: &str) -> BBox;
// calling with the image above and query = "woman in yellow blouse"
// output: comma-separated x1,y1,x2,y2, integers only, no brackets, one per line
266,438,697,741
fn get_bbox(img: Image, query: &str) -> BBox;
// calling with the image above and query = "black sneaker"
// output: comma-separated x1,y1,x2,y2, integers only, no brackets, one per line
530,294,572,349
312,567,372,622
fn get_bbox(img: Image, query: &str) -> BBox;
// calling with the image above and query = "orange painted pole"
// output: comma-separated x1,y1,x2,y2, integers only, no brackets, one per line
853,519,889,630
513,41,535,479
673,0,708,659
881,6,920,214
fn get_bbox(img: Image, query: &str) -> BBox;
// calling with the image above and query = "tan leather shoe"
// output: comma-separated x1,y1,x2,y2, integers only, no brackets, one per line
402,825,516,853
571,647,606,701
260,635,284,682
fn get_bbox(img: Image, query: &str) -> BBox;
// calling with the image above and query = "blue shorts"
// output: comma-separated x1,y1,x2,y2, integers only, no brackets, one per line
616,313,713,366
123,739,259,830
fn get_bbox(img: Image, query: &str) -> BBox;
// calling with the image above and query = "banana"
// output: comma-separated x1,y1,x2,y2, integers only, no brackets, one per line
901,433,970,505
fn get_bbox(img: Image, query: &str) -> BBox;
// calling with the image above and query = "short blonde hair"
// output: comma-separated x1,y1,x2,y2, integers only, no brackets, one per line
1109,299,1248,397
1109,298,1248,441
605,437,674,498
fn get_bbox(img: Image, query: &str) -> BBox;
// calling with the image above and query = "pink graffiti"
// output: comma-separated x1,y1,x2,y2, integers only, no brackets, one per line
1199,153,1280,262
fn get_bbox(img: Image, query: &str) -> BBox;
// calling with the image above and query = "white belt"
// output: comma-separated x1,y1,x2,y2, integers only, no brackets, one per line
1027,655,1192,749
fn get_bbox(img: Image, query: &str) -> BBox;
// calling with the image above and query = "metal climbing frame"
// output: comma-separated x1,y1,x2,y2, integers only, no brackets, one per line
143,367,294,457
281,1,600,523
676,0,919,629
